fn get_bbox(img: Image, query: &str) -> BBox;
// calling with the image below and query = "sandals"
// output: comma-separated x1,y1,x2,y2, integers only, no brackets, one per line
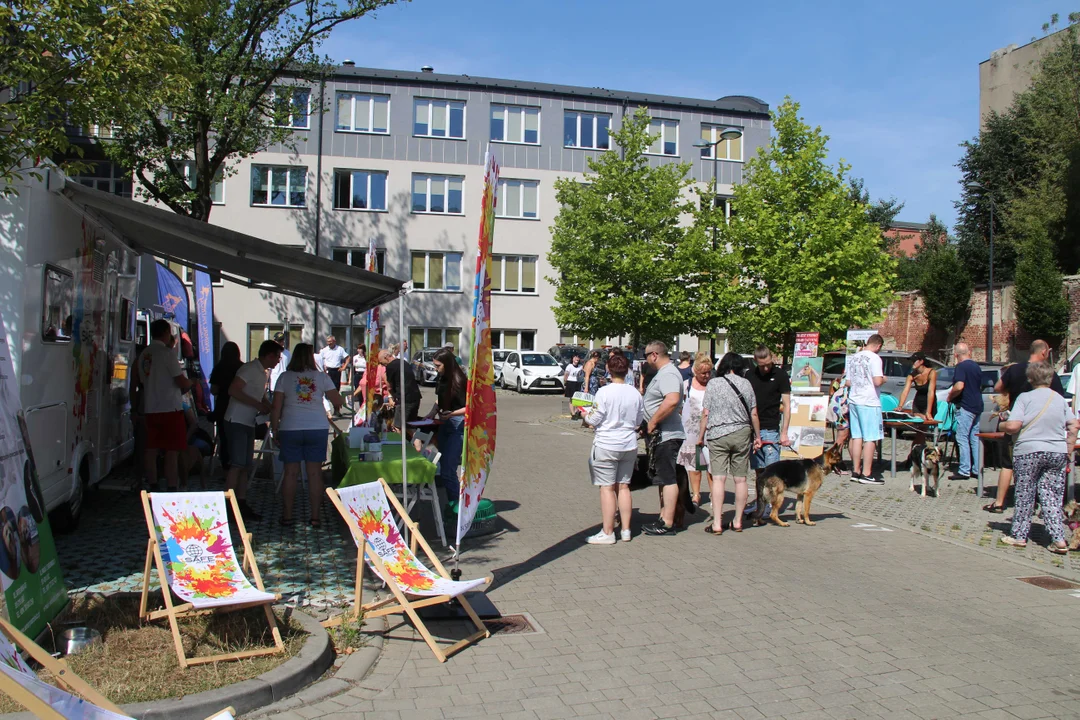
728,520,743,533
999,535,1027,548
983,503,1005,514
1049,544,1069,555
703,525,723,536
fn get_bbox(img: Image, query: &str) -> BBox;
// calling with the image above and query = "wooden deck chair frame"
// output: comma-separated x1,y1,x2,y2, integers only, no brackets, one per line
323,478,491,663
139,489,285,668
0,616,235,719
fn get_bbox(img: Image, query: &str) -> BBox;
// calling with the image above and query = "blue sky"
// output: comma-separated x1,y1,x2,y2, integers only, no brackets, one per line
322,0,1065,229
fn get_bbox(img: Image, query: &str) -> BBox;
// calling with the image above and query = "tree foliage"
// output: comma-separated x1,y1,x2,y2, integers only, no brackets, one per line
1011,180,1071,343
848,176,905,253
955,12,1080,281
912,217,971,342
0,0,178,190
546,107,735,345
722,98,895,354
104,0,401,221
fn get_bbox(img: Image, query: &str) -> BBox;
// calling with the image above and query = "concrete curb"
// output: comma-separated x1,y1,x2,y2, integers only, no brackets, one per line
0,609,333,720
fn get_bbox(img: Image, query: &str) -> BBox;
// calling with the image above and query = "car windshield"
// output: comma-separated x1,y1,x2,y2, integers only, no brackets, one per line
523,354,559,366
494,351,510,362
822,355,847,375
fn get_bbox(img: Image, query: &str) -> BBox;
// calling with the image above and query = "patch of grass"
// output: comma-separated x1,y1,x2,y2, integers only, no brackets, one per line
0,593,306,710
326,614,368,655
951,524,961,531
921,525,932,532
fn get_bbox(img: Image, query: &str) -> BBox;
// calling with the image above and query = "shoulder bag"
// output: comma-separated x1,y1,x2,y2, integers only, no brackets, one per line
721,375,753,425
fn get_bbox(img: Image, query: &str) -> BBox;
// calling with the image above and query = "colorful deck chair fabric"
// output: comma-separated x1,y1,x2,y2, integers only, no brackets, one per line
0,616,236,720
140,490,283,668
146,491,275,609
325,479,492,662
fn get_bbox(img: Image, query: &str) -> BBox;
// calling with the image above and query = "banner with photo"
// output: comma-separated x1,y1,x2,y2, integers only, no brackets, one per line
780,394,828,459
0,314,67,637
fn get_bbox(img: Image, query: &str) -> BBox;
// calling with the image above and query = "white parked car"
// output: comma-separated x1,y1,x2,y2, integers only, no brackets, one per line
493,350,510,385
500,351,564,393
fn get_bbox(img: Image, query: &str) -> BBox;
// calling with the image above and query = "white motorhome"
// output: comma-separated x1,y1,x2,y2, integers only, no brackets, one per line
0,171,138,531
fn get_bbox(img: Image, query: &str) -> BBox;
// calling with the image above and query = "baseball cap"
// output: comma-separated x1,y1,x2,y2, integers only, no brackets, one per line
273,332,285,343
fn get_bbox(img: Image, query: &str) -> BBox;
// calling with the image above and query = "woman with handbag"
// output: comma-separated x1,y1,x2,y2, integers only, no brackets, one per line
998,362,1079,553
698,353,761,535
678,354,713,509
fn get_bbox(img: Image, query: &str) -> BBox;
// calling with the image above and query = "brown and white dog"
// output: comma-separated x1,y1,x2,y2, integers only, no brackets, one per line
909,443,942,497
753,443,843,527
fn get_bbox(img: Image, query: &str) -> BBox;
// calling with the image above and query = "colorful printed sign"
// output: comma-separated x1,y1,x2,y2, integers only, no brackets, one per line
363,238,381,421
791,356,824,393
845,329,878,370
340,483,488,597
794,332,819,358
780,395,828,459
149,492,274,609
154,262,188,331
0,314,67,638
458,152,500,546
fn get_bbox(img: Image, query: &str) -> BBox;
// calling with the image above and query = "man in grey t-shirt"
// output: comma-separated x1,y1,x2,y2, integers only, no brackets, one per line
642,341,686,536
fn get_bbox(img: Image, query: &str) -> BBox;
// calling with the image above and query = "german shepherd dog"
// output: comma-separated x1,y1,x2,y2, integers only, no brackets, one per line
908,443,942,497
753,443,843,527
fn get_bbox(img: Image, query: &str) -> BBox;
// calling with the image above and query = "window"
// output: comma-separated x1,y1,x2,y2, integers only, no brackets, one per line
411,174,463,214
490,104,539,144
248,324,303,362
496,179,539,219
491,255,537,294
119,297,135,342
409,327,460,353
558,330,599,348
335,92,390,133
648,118,679,156
414,99,465,138
73,162,132,198
333,170,387,211
330,324,369,352
42,266,74,342
564,111,611,150
491,329,535,351
699,124,743,161
332,247,385,274
181,161,225,204
411,251,462,291
166,260,224,287
271,86,310,129
251,165,306,207
700,195,733,222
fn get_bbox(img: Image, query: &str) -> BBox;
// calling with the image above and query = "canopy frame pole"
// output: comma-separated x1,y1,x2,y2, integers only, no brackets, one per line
399,293,408,544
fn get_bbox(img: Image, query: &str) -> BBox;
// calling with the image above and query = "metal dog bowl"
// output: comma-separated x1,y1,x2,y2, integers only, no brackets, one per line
60,627,101,656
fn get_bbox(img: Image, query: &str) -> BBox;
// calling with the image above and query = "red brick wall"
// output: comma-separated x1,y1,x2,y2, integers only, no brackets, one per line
879,278,1080,364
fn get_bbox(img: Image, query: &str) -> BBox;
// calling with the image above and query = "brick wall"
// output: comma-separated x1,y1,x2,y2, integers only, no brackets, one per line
879,276,1080,364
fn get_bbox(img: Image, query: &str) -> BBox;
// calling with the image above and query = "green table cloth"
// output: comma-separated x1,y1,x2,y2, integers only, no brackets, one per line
339,444,437,488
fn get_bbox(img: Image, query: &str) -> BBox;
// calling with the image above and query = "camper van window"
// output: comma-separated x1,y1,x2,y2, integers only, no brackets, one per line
120,298,134,341
42,266,74,343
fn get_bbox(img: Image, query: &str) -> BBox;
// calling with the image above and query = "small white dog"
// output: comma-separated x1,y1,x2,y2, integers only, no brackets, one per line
909,444,942,497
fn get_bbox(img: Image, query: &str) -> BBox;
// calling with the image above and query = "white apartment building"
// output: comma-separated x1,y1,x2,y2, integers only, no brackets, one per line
72,65,771,361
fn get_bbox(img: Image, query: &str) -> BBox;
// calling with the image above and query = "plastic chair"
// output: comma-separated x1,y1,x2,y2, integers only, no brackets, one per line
880,394,900,413
934,399,957,461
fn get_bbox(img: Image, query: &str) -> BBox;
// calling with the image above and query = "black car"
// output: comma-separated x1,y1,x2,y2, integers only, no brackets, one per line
548,344,589,369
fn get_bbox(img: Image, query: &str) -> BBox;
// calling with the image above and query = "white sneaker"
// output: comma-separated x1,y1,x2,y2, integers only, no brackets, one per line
620,529,631,543
587,531,616,545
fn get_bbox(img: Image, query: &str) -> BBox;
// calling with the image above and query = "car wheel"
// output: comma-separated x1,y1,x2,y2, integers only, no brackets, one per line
516,378,524,394
51,457,88,534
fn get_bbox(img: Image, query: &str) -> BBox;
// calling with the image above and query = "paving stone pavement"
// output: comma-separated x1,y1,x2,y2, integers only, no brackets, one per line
255,391,1080,720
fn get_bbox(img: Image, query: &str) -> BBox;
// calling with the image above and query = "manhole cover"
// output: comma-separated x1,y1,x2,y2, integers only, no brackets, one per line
483,613,542,636
1017,576,1080,591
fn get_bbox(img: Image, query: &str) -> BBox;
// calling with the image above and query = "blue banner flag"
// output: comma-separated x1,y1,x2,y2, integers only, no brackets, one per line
194,270,215,411
154,262,189,332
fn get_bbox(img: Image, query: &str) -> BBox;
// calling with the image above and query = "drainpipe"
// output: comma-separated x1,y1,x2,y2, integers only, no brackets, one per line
312,73,326,343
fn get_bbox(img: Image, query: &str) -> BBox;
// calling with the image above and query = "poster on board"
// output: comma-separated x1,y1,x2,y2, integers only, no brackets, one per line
780,394,828,459
844,329,878,369
794,332,819,358
791,357,824,393
0,313,67,637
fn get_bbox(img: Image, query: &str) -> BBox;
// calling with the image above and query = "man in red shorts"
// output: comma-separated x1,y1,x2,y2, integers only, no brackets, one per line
138,319,191,490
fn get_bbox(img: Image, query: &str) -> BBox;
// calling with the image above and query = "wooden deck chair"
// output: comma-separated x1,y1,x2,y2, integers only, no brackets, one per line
324,479,492,662
0,615,235,719
139,490,284,668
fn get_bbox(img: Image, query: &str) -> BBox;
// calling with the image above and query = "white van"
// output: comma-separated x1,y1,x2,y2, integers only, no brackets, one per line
0,171,139,531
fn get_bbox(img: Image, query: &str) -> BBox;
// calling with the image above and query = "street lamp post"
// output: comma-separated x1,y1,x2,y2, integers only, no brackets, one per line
694,127,743,360
966,181,995,361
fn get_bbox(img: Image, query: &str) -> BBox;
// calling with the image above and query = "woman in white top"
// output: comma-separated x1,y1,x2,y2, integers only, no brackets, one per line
583,354,644,545
271,344,343,527
678,355,713,508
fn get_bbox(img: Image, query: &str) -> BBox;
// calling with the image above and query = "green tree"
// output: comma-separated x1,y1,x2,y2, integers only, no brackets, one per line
104,0,400,222
722,98,895,355
546,107,736,345
915,216,971,346
0,0,177,190
848,176,905,253
893,214,949,292
1011,180,1071,344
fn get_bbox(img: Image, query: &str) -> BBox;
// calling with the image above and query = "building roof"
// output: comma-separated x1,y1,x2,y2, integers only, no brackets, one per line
888,221,929,232
330,65,771,117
